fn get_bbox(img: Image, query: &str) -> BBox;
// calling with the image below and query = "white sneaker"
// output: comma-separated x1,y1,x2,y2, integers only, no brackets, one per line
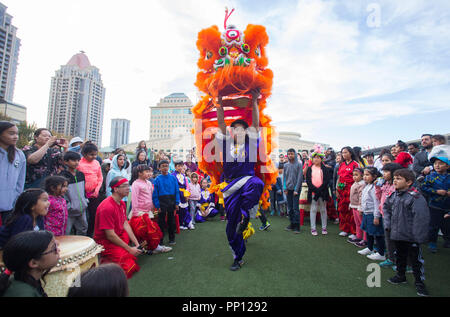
348,234,357,240
339,231,348,237
180,226,188,230
357,248,373,256
188,222,195,230
153,245,172,254
367,252,386,261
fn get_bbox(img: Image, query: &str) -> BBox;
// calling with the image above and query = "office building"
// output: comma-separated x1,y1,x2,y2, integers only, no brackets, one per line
110,118,130,149
47,51,106,146
0,3,21,102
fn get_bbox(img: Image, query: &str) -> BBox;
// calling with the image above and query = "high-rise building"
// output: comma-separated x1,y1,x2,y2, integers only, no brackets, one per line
110,119,130,149
0,3,21,102
149,93,193,140
47,52,106,147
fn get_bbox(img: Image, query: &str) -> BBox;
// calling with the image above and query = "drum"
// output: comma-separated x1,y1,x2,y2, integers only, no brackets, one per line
44,236,103,297
299,182,310,226
0,236,103,297
299,183,310,212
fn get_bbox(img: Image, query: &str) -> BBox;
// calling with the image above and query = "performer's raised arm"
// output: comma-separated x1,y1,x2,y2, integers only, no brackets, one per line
251,89,260,132
216,95,227,135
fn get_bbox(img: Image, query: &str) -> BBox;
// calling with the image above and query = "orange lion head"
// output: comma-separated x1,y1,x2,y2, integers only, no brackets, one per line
195,21,273,98
192,10,278,209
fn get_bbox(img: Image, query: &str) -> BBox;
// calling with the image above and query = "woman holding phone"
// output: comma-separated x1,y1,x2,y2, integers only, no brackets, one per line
23,128,68,189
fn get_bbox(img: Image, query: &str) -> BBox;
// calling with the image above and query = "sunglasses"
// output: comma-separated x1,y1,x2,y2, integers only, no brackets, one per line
41,243,58,256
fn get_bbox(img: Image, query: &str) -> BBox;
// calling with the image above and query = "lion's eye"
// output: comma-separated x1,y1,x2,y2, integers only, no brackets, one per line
206,51,213,60
219,47,228,57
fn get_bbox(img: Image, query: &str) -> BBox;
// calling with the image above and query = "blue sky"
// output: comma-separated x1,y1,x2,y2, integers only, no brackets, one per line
6,0,450,149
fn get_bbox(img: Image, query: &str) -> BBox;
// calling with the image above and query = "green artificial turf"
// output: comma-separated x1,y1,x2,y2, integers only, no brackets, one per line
128,215,450,297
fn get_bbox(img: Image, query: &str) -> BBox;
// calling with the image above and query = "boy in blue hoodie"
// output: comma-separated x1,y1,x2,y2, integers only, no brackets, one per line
420,145,450,252
152,160,180,246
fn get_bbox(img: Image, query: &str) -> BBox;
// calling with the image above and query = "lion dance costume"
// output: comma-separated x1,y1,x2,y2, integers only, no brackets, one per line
192,9,278,268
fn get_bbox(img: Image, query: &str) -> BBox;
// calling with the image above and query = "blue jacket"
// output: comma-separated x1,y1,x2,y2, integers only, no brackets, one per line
421,171,450,211
152,174,180,209
0,214,45,248
0,147,26,212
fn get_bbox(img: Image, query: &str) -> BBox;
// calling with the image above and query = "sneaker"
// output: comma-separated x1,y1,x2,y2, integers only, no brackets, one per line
367,252,386,261
153,246,172,254
347,237,360,245
339,231,348,237
355,240,367,248
358,248,373,256
188,223,195,230
168,240,176,246
322,229,328,235
348,234,357,240
180,226,188,230
230,259,244,271
428,242,437,253
285,224,294,231
333,219,339,224
259,222,271,231
387,275,407,285
293,226,301,234
220,216,225,221
415,282,429,297
379,259,394,267
311,229,318,236
392,265,413,274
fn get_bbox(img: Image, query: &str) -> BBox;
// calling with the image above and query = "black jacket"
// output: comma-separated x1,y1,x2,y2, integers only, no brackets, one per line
305,164,332,203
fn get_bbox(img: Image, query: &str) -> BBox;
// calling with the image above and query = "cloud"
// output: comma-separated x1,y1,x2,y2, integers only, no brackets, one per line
6,0,450,149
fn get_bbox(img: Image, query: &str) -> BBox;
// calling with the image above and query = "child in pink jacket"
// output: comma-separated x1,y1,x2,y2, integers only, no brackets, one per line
348,168,366,247
77,142,103,237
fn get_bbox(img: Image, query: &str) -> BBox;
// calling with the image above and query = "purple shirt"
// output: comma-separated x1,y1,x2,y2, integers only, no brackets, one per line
216,131,260,181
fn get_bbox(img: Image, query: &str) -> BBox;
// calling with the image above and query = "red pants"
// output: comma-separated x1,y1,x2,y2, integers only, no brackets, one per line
97,231,140,279
129,214,163,251
337,186,356,235
326,199,338,220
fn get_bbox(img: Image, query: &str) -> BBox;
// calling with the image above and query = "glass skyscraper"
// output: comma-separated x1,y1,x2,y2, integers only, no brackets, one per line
0,3,21,102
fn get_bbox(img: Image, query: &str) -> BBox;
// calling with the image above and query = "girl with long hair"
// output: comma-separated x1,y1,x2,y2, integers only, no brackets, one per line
0,121,26,225
0,230,60,297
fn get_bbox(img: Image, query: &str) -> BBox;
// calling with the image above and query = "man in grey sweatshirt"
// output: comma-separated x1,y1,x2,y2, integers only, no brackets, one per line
283,148,304,233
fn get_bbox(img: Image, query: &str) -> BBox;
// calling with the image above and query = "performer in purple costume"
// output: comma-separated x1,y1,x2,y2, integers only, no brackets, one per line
195,188,219,223
216,89,264,271
172,161,193,230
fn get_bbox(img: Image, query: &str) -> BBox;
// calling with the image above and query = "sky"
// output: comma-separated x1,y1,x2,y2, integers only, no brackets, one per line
5,0,450,150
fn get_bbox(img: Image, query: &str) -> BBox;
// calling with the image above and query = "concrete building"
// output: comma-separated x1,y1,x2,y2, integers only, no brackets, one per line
0,3,21,102
0,99,26,123
275,132,329,154
149,93,193,140
47,52,106,146
110,118,130,149
122,130,329,163
362,133,450,156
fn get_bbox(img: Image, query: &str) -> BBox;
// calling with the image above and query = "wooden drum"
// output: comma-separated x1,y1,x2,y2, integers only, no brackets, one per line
44,236,104,297
299,182,310,212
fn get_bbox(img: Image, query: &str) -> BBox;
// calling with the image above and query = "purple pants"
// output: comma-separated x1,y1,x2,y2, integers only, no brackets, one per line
223,176,264,261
